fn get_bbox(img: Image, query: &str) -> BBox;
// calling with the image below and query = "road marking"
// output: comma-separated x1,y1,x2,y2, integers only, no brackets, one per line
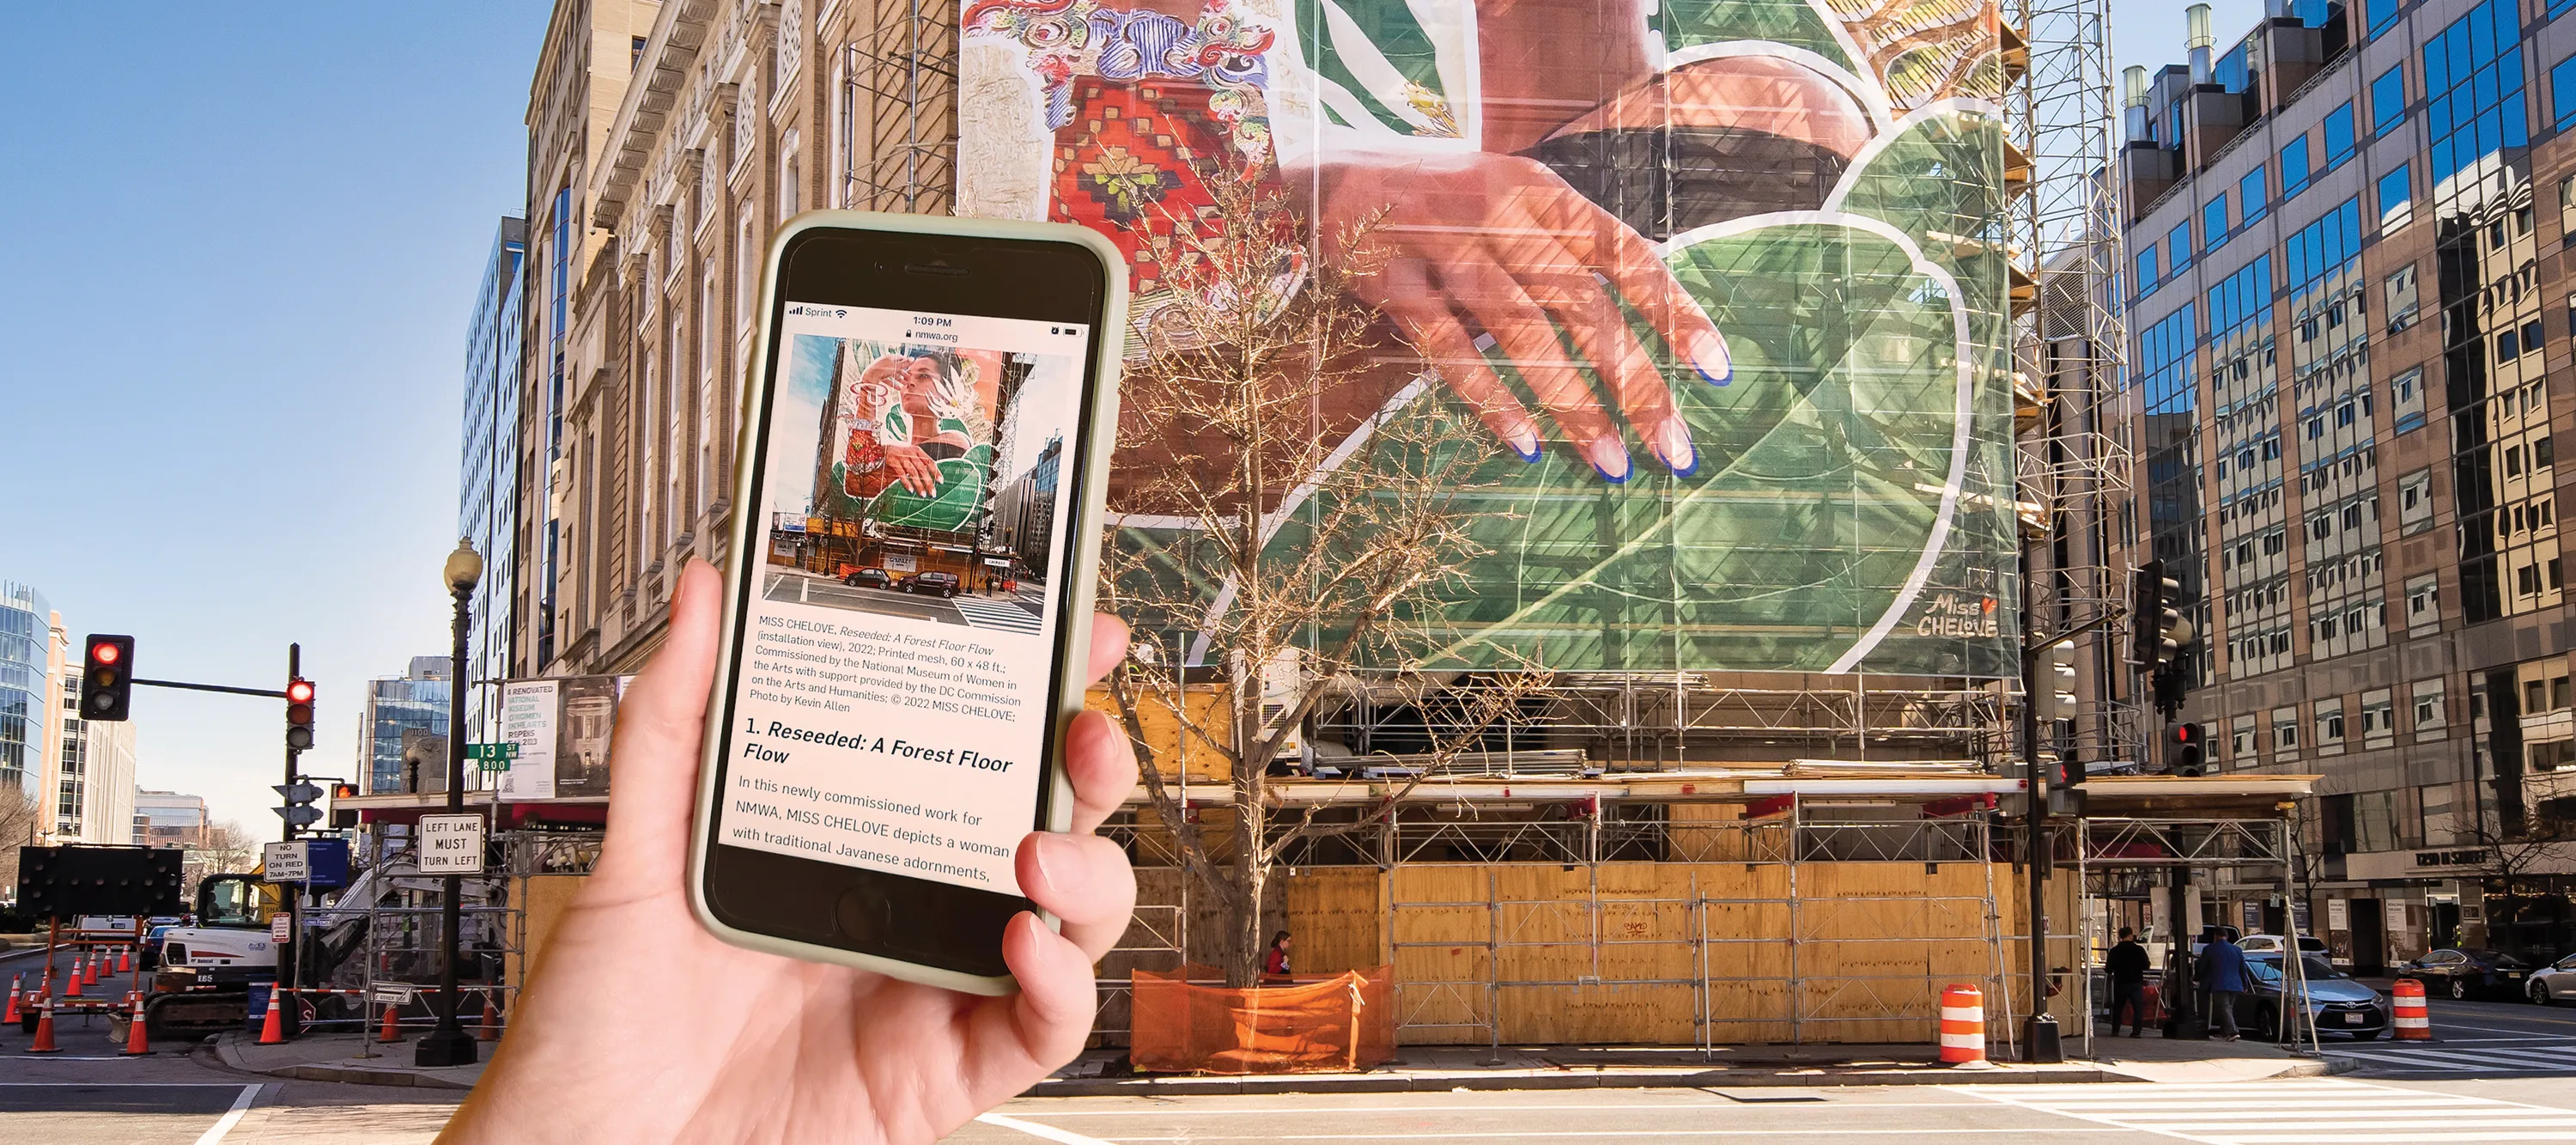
2329,1044,2576,1073
1955,1079,2576,1144
976,1112,1121,1145
951,595,1044,634
191,1084,263,1145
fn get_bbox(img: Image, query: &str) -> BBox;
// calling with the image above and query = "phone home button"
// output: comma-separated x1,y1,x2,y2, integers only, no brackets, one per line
835,886,891,944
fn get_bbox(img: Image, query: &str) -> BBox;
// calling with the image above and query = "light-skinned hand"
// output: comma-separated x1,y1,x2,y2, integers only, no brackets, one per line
439,558,1139,1144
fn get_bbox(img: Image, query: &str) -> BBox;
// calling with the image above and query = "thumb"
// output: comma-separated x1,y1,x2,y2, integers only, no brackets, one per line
590,559,725,894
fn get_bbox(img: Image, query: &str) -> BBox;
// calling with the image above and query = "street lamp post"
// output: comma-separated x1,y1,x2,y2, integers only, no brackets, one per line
417,538,482,1068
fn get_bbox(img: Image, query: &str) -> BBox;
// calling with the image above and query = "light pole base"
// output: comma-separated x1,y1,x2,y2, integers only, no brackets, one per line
2021,1015,2063,1063
415,1027,480,1068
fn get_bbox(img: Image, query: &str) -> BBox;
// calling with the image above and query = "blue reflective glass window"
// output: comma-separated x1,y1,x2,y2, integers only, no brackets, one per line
2324,103,2357,167
2371,0,2403,38
2205,193,2231,246
2240,165,2269,222
2281,136,2312,197
2137,247,2161,295
2555,0,2576,24
2170,222,2195,271
2378,164,2412,229
2372,65,2407,135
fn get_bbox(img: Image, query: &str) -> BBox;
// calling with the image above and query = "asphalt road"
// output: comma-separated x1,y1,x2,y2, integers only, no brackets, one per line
953,1079,2576,1144
0,1026,460,1145
2322,994,2576,1078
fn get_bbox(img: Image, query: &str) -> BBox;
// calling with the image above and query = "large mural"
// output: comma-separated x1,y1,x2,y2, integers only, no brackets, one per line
958,0,2021,677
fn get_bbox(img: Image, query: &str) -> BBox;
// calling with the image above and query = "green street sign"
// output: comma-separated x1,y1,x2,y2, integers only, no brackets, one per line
465,742,521,770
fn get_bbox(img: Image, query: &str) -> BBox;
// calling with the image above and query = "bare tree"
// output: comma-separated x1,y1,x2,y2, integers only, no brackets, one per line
2462,791,2576,950
1101,163,1552,986
191,820,262,897
0,783,39,904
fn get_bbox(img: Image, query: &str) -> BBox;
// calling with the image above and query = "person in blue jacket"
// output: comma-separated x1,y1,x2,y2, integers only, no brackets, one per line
2200,930,2250,1040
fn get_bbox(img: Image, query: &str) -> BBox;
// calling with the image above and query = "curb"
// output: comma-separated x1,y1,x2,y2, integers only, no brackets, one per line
210,1032,479,1091
1026,1064,2120,1097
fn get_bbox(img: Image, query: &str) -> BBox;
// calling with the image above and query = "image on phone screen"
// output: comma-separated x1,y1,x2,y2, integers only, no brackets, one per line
716,302,1091,898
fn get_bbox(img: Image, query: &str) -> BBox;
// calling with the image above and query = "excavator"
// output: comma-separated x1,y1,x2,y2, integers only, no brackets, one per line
144,856,499,1040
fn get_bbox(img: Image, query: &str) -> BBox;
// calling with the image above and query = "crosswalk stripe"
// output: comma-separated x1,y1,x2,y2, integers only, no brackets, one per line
2332,1044,2576,1071
1953,1078,2576,1145
951,596,1043,632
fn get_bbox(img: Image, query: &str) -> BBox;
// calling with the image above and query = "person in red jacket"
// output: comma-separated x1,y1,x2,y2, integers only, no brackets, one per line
1263,931,1292,978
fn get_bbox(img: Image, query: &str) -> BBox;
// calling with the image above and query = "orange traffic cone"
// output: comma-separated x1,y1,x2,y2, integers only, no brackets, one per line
25,993,60,1054
2393,978,2433,1041
83,953,100,987
64,958,82,999
377,1002,403,1044
1938,984,1988,1064
116,946,131,974
256,984,285,1045
120,991,151,1056
476,991,501,1041
3,974,21,1025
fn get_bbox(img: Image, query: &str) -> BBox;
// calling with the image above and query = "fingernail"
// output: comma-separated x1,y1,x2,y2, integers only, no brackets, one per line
1030,833,1089,898
1689,329,1732,387
1650,414,1697,478
1586,435,1631,484
1499,418,1541,462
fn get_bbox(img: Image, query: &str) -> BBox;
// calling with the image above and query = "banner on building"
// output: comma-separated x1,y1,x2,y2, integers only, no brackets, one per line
957,0,2020,675
495,675,632,802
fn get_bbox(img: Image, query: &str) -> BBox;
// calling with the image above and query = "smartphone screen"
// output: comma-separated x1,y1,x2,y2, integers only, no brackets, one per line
699,227,1110,975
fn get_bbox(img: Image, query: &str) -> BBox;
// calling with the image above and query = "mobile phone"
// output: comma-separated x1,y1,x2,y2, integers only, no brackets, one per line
688,212,1126,994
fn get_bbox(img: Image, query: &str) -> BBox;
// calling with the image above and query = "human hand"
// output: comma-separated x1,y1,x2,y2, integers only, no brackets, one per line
879,441,945,496
1315,151,1731,483
440,560,1139,1145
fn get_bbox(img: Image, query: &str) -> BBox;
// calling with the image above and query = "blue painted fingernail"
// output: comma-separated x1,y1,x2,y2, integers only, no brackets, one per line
1587,436,1632,484
1501,419,1542,463
1688,330,1732,387
1651,415,1698,478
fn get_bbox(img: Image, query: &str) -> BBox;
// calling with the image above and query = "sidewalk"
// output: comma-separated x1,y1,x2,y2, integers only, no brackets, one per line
206,1029,2334,1095
212,1031,489,1090
1024,1032,2339,1096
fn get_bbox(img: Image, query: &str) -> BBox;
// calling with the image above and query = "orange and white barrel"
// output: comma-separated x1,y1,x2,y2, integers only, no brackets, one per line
2392,978,2432,1041
1939,984,1987,1063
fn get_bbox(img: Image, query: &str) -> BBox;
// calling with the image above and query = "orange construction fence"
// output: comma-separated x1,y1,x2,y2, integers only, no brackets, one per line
1130,965,1396,1075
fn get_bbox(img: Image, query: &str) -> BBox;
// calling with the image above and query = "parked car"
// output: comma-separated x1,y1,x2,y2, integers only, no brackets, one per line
2234,953,2389,1039
2529,953,2576,1005
841,567,892,589
899,571,961,599
2396,947,2535,1000
138,923,173,971
2239,934,2329,956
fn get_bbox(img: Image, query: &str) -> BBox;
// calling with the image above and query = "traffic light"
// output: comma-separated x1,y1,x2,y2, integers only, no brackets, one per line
2129,561,2183,669
275,780,325,829
329,782,360,829
285,677,316,752
2039,641,2078,722
2166,722,2207,777
79,635,135,722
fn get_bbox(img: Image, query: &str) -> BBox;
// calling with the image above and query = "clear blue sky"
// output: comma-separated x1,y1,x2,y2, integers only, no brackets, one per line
0,4,550,834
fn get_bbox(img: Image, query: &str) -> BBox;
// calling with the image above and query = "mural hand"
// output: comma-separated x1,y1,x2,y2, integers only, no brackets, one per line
1319,152,1729,483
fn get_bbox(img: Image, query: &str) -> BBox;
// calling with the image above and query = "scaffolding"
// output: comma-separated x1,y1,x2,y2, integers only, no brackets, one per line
842,0,955,214
2010,0,2142,770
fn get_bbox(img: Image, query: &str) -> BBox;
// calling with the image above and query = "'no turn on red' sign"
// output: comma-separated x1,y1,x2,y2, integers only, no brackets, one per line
417,814,488,875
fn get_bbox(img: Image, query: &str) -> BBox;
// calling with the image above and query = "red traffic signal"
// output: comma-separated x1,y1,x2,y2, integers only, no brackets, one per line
285,677,316,751
80,635,135,722
2166,722,2206,777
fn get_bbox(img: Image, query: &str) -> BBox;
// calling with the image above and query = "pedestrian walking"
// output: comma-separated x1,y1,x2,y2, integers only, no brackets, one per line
1263,930,1292,978
2108,927,2151,1037
2200,929,2249,1040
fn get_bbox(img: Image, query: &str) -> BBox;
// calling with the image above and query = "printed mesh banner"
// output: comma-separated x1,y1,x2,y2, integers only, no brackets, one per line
958,0,2020,676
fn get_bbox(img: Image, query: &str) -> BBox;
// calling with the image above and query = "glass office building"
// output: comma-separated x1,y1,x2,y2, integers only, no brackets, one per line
460,216,527,744
0,582,50,794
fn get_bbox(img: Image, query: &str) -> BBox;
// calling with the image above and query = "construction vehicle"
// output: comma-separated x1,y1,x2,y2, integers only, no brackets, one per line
143,856,501,1040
